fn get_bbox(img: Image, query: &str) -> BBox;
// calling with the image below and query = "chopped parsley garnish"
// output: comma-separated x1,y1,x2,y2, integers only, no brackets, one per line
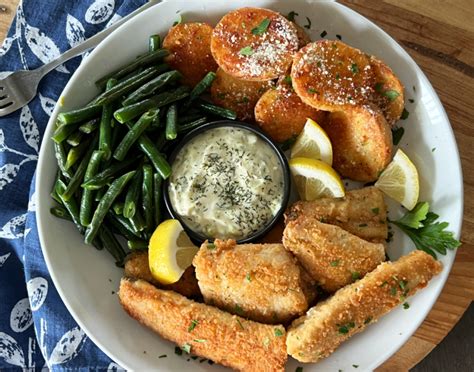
283,75,292,85
358,223,368,227
432,147,436,152
251,18,271,35
336,34,342,40
274,328,284,337
330,260,340,267
401,108,410,120
336,72,341,80
364,316,373,324
239,46,254,56
351,272,361,281
391,126,405,146
207,242,216,249
287,11,299,22
375,82,384,92
173,14,183,26
383,89,400,101
296,367,304,372
372,207,380,215
409,98,415,103
320,30,327,38
193,339,206,343
353,365,359,368
238,96,250,104
175,346,183,355
413,85,416,92
390,286,397,296
398,279,408,291
216,92,226,99
403,302,410,309
234,304,244,315
158,354,167,358
338,322,355,334
188,320,198,332
391,201,460,258
246,273,252,282
304,17,311,29
182,343,191,354
236,319,245,330
307,87,318,94
351,63,359,73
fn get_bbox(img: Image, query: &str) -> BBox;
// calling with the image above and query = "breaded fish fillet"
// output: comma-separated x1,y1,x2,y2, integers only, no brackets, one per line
283,218,385,292
286,250,442,363
119,279,287,371
193,239,316,324
285,187,388,243
124,251,201,299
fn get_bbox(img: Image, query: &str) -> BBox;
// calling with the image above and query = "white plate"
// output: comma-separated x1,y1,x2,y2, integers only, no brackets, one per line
36,0,464,370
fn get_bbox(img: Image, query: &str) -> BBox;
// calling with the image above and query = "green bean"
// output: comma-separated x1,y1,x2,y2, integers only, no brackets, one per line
93,67,160,106
66,130,83,147
110,118,123,152
79,118,99,134
105,214,136,241
50,206,72,221
149,34,161,52
178,113,205,124
65,136,92,170
153,173,163,227
55,179,84,234
178,116,208,134
84,170,136,244
98,224,126,266
99,79,118,160
113,110,157,161
114,86,189,124
95,187,107,201
124,168,143,219
50,171,63,204
82,155,140,190
57,105,102,126
53,141,73,179
79,150,104,227
122,70,182,106
128,209,147,233
142,164,153,230
165,104,178,140
95,48,169,89
134,131,171,179
197,100,237,120
109,213,142,238
62,136,99,201
112,201,124,215
188,71,216,102
127,240,148,250
52,122,79,143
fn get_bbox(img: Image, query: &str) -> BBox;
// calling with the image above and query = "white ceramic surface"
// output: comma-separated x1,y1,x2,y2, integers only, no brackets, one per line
36,1,463,370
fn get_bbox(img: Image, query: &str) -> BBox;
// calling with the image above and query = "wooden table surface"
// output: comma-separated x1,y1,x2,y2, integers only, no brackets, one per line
0,0,472,370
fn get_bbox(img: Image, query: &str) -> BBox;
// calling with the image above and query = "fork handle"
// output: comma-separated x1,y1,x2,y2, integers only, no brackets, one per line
38,0,160,75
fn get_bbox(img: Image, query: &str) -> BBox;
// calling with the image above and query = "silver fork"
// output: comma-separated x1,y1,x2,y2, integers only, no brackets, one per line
0,0,159,117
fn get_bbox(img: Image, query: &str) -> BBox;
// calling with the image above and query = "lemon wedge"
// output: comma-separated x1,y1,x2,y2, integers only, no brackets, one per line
375,149,419,210
148,219,198,285
289,157,345,200
291,118,333,165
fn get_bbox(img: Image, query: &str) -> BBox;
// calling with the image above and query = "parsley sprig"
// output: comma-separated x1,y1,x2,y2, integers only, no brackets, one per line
391,202,460,258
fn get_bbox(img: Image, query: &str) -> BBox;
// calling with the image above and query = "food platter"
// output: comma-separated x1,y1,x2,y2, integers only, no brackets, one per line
36,0,463,370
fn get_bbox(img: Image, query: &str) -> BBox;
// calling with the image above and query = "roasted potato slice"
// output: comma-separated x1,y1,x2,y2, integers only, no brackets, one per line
291,40,375,111
371,56,405,126
163,22,218,87
211,7,299,81
210,68,273,121
255,77,327,143
320,105,392,182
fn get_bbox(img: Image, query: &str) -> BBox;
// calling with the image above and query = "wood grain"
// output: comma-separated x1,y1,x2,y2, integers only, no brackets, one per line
0,0,472,370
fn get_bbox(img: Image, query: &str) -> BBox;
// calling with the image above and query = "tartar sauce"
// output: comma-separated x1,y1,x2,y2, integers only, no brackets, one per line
169,127,284,240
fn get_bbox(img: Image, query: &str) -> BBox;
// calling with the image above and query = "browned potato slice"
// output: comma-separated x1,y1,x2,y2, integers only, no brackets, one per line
162,22,218,87
291,40,375,111
210,68,273,121
255,77,327,143
211,7,299,81
320,105,392,182
371,56,405,126
293,22,311,48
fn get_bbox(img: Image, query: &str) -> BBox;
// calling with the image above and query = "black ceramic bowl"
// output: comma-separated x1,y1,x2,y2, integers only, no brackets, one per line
163,120,290,244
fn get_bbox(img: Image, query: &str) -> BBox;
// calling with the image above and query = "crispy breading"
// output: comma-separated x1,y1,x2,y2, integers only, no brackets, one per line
211,8,299,81
193,239,316,324
371,56,405,126
283,217,385,292
286,250,442,362
210,68,273,121
285,187,388,243
255,78,328,142
124,251,201,299
119,278,287,371
320,105,393,182
291,40,376,111
162,22,218,86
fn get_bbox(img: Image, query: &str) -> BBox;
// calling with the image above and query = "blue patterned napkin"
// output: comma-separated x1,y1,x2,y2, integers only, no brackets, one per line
0,1,147,369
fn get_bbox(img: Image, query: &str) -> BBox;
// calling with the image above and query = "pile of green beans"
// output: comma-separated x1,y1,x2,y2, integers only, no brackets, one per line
50,34,237,266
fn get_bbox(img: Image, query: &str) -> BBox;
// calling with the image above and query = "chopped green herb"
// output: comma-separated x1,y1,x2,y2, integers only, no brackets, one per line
239,46,254,56
236,319,245,330
375,82,384,92
191,356,199,360
353,365,359,368
384,89,400,101
358,223,368,227
251,18,271,35
336,34,342,40
372,207,380,215
403,302,410,309
207,242,216,249
380,281,388,287
409,98,415,103
234,304,244,315
432,147,436,152
330,260,340,267
175,346,183,356
390,286,397,296
274,328,284,337
193,339,206,343
307,87,318,94
246,273,252,282
401,108,410,120
336,72,341,80
338,326,349,334
238,96,250,104
320,30,327,38
188,320,198,332
413,85,416,92
296,367,303,372
317,61,322,67
287,11,299,22
398,279,408,291
364,316,373,324
351,272,361,281
216,92,226,99
304,17,311,29
173,14,183,26
182,343,191,354
391,126,405,146
159,354,167,358
351,63,359,73
283,75,292,85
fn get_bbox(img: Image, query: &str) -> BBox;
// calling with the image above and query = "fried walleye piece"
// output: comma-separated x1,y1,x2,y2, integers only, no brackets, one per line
211,7,299,81
286,250,442,363
119,279,288,372
283,217,385,293
210,67,274,121
124,251,201,299
193,239,316,324
162,22,218,86
285,187,388,243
